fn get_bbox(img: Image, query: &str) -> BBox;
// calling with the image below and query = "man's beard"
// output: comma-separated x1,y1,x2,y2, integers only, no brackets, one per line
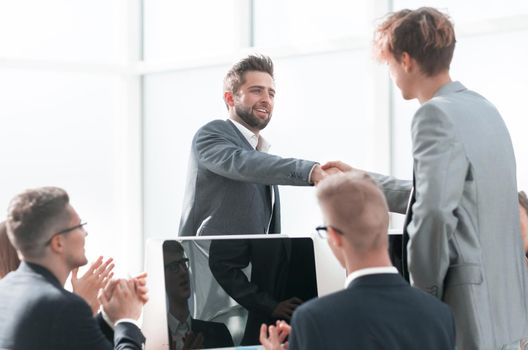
235,104,271,131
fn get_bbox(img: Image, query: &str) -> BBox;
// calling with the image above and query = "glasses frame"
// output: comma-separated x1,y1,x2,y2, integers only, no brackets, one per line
164,258,190,272
315,225,344,239
45,222,87,245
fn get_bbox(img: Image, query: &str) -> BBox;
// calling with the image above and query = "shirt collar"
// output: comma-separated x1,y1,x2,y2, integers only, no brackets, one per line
344,266,398,288
167,312,191,335
230,119,271,152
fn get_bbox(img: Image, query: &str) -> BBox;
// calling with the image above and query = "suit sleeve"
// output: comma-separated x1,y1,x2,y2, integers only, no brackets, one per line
208,239,278,316
407,103,468,298
368,172,412,214
194,121,316,186
288,306,324,350
51,295,145,350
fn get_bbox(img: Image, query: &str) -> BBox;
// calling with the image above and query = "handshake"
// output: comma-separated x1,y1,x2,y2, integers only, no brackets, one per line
310,161,355,186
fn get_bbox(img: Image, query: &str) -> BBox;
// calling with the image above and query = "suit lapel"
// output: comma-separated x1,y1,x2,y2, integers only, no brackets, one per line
226,119,254,150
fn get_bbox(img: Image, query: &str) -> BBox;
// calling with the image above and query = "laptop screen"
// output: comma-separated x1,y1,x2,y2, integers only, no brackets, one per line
162,236,318,349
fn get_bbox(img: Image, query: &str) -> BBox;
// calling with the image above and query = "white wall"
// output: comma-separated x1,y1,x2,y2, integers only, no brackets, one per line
1,0,527,269
0,0,143,275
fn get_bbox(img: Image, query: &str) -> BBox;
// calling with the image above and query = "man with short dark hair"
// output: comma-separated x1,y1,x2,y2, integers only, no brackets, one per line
0,186,147,350
179,54,328,237
178,54,334,345
260,172,456,350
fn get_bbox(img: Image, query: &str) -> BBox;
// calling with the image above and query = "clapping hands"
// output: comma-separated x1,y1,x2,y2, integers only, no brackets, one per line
71,256,114,315
98,272,149,324
260,320,291,350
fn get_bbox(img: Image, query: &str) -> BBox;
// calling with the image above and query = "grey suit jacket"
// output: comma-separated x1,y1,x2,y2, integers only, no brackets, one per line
373,81,528,349
179,119,316,236
288,273,456,350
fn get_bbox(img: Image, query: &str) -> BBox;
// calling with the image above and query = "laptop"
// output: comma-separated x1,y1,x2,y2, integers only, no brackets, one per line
143,234,344,350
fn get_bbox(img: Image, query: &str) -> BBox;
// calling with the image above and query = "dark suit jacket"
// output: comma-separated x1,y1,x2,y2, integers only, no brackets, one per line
178,119,315,236
168,318,234,350
288,273,456,350
209,237,317,346
192,319,233,348
0,262,145,350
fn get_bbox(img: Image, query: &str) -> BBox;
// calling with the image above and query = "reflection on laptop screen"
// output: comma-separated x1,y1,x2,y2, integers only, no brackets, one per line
162,236,318,349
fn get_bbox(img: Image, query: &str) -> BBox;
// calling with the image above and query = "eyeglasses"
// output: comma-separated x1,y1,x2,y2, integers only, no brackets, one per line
164,258,190,272
315,225,344,239
45,222,87,245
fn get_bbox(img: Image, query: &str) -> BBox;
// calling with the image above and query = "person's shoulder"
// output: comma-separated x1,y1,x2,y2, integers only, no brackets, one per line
295,288,353,316
1,268,89,319
193,119,236,141
1,267,61,298
42,283,90,315
197,119,232,133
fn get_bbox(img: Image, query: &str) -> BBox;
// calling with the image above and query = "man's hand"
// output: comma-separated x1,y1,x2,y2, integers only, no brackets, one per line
323,166,342,176
271,297,302,321
260,321,291,350
321,160,355,173
310,163,347,185
71,256,114,315
101,272,148,305
309,165,328,185
132,272,149,304
98,279,144,323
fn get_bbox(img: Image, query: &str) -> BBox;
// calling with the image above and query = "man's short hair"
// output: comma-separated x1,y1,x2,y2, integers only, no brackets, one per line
6,187,70,258
374,7,456,76
519,191,528,215
163,240,185,258
316,171,389,252
223,54,274,95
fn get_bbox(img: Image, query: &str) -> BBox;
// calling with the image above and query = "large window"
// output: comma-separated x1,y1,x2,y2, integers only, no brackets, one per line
2,1,527,269
253,0,372,47
143,0,242,61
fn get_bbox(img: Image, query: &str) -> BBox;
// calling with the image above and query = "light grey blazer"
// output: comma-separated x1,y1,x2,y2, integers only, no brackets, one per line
372,81,528,350
179,119,316,236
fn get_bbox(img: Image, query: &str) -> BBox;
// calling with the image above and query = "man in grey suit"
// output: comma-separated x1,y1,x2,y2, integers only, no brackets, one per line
260,171,456,350
179,55,330,345
0,187,147,350
179,54,327,237
324,7,528,350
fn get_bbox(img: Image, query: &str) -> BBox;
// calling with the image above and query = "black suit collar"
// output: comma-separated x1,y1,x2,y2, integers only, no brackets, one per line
348,273,407,289
18,261,63,289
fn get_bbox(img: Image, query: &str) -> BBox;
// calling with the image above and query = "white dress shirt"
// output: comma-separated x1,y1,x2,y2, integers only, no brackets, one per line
230,119,271,152
344,266,398,288
167,312,192,350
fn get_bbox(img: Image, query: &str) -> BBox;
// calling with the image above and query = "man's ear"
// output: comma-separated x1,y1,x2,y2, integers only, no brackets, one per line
400,52,415,73
48,234,64,254
224,91,235,108
327,226,343,248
